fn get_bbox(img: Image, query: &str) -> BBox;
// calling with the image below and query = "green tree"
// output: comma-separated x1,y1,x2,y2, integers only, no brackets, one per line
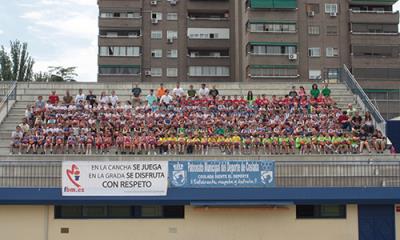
48,66,78,82
0,40,34,81
33,71,52,82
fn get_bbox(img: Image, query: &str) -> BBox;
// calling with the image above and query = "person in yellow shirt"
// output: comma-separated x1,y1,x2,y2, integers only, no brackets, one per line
216,134,226,154
200,134,209,155
231,133,241,155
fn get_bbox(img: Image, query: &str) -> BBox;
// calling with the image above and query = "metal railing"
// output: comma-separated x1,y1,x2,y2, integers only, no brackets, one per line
341,65,386,133
0,160,399,188
0,81,17,124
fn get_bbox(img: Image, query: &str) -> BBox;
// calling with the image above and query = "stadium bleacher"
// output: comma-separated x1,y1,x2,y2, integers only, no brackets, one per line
4,82,388,156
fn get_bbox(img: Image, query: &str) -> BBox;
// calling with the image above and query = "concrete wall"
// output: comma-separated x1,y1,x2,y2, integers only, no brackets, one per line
0,205,48,240
397,204,400,240
0,205,359,240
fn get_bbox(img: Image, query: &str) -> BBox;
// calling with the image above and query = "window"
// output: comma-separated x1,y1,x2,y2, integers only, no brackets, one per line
327,26,337,35
326,47,339,57
99,65,140,75
308,25,320,35
99,46,140,57
327,68,339,80
325,4,338,14
54,205,184,219
251,45,296,55
151,68,162,77
151,31,163,39
151,12,162,21
308,48,321,57
187,28,230,39
167,12,178,20
151,49,163,58
167,31,178,39
305,3,320,14
249,23,296,33
167,49,178,58
100,12,140,18
167,68,178,77
249,67,298,77
309,70,322,80
189,66,230,77
296,205,346,219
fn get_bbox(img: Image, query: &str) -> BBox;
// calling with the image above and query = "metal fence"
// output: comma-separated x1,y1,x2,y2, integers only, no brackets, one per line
341,65,387,133
0,81,17,124
0,160,399,188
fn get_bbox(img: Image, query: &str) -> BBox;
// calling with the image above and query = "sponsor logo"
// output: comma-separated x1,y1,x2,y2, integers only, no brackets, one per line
64,164,85,193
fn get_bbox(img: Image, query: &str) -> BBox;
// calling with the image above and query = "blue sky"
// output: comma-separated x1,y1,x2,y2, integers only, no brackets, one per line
0,0,399,82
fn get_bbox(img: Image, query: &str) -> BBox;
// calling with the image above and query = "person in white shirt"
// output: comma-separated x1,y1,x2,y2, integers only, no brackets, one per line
160,90,173,105
109,90,119,107
198,83,209,96
75,89,85,104
172,82,185,97
99,91,109,105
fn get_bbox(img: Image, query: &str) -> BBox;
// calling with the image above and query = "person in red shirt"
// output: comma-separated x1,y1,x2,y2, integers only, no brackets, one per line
48,91,59,105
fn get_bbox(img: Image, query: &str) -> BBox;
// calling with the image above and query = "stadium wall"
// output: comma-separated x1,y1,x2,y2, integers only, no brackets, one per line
0,205,360,240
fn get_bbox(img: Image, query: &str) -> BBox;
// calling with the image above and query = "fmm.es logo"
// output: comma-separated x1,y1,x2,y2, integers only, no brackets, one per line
64,164,85,193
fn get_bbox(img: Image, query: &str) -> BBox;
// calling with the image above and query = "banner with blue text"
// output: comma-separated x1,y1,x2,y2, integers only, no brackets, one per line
169,160,275,188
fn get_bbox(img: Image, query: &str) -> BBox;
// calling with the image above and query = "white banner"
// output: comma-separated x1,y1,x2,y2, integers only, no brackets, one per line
62,161,168,196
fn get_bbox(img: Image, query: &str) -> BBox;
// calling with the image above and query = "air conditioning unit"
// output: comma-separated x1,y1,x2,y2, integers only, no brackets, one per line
307,11,315,17
167,38,174,44
150,0,157,6
145,70,152,76
151,18,158,24
170,0,177,5
289,54,297,60
330,12,337,17
190,52,198,57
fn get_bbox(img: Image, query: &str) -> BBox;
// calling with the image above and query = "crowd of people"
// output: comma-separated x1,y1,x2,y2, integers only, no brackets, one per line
9,83,387,155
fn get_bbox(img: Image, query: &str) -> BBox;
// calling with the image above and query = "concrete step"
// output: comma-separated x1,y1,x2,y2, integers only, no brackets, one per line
16,82,348,90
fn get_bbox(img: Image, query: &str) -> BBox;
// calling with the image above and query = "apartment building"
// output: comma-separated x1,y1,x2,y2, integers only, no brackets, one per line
97,0,400,87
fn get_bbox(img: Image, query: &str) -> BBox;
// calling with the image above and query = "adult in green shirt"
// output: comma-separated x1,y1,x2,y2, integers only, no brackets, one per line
310,83,320,99
321,83,331,97
187,85,196,98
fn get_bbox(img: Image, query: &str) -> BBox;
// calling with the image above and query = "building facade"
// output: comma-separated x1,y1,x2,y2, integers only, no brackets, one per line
97,0,399,84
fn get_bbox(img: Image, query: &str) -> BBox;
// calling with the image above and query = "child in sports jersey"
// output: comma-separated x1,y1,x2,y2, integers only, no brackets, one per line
287,135,296,154
54,132,65,154
252,134,262,155
231,133,241,155
66,135,77,154
147,134,157,155
103,132,113,154
26,132,37,154
262,134,272,155
36,133,45,154
95,133,104,154
77,131,86,154
177,133,186,154
192,133,201,154
44,132,54,154
216,134,226,154
86,133,94,155
278,134,289,155
200,134,209,155
241,135,252,155
115,133,124,154
271,134,279,155
122,134,131,154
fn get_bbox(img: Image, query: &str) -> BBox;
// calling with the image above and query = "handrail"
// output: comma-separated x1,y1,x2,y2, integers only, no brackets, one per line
0,81,17,124
341,65,386,134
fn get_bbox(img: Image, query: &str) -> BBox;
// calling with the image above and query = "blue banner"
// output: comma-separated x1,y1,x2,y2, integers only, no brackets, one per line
169,160,275,188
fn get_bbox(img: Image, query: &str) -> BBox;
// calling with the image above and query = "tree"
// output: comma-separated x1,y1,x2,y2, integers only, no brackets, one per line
33,71,52,82
0,40,34,81
48,66,78,82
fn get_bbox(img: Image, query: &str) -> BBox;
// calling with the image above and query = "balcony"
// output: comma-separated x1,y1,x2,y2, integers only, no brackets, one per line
351,55,400,68
99,17,142,28
98,56,142,66
350,10,400,24
350,34,400,44
187,39,231,48
249,54,298,65
98,35,142,46
187,0,230,11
